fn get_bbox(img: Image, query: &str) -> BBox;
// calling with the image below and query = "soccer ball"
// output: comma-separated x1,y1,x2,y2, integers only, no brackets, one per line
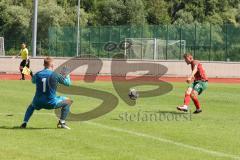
128,88,139,100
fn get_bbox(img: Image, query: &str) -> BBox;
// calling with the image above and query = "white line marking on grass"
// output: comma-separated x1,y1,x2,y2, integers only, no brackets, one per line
1,112,239,159
87,122,240,160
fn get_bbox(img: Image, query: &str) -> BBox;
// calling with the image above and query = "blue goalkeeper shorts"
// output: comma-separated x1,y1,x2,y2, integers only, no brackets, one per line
33,96,68,110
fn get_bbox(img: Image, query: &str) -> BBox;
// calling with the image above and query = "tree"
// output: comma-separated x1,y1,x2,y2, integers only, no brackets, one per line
145,0,171,25
37,1,74,40
0,1,31,42
173,10,194,25
125,0,146,25
95,0,126,25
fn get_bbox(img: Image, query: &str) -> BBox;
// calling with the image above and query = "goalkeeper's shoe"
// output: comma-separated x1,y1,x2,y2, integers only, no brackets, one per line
177,105,188,112
193,109,202,114
57,121,71,130
20,122,27,128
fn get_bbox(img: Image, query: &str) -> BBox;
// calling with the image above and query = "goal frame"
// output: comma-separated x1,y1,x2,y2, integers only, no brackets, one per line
124,38,186,60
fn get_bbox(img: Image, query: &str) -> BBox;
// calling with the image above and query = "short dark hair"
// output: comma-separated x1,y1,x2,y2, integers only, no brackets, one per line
44,57,53,68
183,53,193,58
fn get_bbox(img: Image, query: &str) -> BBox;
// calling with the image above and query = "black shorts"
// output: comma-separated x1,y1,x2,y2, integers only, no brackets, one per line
20,59,30,68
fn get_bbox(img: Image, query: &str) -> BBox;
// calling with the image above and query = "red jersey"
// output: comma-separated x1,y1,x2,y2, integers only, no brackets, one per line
191,60,208,81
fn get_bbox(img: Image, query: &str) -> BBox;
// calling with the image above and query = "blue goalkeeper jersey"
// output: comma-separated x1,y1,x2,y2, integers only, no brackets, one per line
32,68,71,107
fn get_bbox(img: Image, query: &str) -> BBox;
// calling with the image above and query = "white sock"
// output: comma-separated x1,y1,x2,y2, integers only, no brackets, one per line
60,119,65,124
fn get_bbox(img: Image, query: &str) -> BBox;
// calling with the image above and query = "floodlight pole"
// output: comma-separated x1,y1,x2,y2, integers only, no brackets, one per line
76,0,81,56
32,0,38,57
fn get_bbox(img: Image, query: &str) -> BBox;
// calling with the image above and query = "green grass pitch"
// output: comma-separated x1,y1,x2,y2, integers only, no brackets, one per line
0,80,240,160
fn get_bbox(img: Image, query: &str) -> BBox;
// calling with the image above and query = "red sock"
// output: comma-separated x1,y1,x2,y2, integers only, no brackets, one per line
191,96,200,109
184,94,191,106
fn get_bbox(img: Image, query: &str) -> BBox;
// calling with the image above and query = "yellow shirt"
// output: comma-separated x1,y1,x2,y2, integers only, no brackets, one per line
20,48,28,60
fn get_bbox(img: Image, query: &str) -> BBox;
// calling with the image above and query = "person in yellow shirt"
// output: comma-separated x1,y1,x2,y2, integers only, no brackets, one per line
17,43,32,80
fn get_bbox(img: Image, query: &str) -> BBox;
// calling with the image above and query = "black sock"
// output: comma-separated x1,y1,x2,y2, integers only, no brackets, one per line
20,69,25,79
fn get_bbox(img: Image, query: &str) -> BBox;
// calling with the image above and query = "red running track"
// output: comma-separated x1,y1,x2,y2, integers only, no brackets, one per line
1,74,240,84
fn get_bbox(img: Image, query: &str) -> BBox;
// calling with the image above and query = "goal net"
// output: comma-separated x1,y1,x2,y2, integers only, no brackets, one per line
124,38,186,60
0,37,5,56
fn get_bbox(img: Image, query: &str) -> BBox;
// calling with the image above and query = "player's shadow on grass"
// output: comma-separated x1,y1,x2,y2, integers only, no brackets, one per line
0,126,57,130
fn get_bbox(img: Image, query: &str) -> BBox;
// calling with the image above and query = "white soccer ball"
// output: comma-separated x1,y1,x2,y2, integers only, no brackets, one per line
128,88,139,100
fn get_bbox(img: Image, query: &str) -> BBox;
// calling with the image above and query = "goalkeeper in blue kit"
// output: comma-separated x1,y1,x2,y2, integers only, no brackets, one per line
20,57,73,129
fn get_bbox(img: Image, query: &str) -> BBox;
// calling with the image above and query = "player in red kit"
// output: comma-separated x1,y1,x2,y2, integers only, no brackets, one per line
177,53,208,114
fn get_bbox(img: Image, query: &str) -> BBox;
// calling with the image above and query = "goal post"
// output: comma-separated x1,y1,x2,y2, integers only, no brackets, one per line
0,37,5,56
124,38,186,60
124,38,156,59
162,40,186,59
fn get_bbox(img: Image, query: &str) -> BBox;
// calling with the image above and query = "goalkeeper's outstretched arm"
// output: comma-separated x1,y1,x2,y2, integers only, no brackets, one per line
57,74,72,86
